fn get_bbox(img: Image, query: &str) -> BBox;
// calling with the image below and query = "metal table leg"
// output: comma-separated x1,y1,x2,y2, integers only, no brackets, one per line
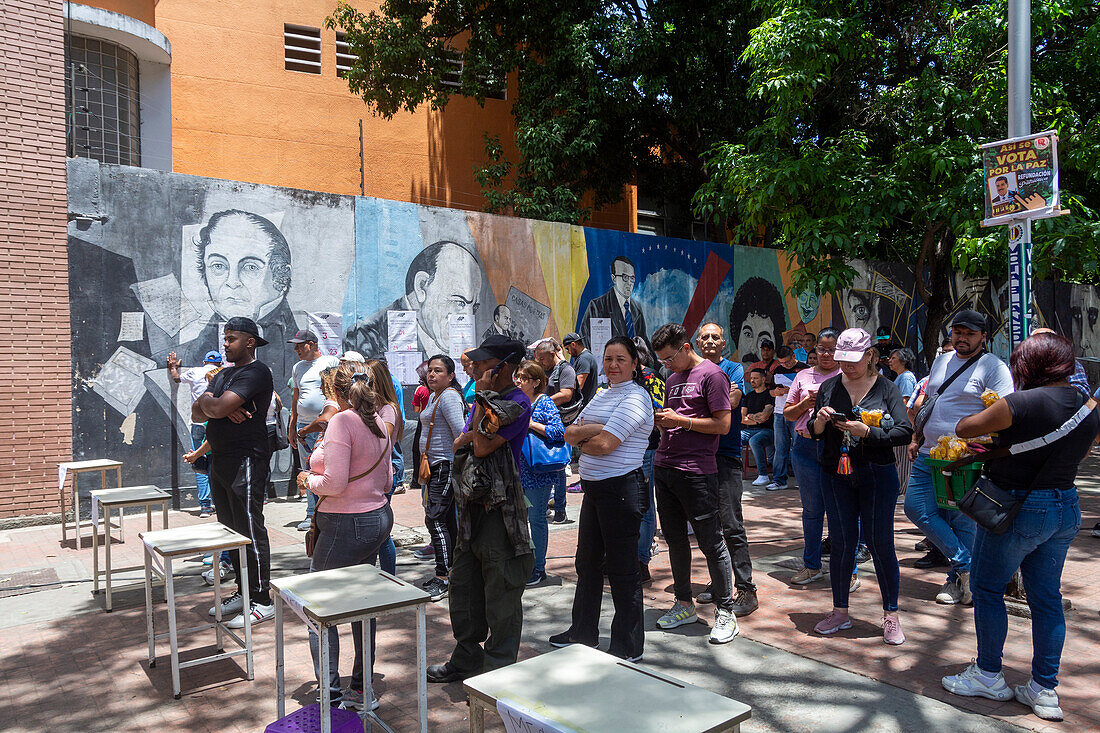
417,604,427,733
275,596,285,719
145,547,155,666
320,623,331,733
104,503,114,612
165,556,181,699
363,616,375,731
469,698,485,733
92,497,100,596
240,546,254,681
214,553,224,653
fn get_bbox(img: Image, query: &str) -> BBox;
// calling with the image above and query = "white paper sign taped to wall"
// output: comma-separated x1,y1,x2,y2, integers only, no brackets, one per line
589,317,612,376
448,313,476,385
307,312,344,357
388,310,418,352
385,350,424,385
497,698,577,733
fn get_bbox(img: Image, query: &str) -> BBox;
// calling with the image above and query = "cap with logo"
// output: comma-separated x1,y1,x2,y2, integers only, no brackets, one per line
203,351,223,364
223,316,268,347
950,309,987,333
833,327,873,363
287,329,320,344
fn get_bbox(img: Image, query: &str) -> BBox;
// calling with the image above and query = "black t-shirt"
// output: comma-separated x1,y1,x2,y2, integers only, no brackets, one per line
741,389,772,422
204,360,274,459
811,374,913,469
986,385,1100,491
572,349,599,405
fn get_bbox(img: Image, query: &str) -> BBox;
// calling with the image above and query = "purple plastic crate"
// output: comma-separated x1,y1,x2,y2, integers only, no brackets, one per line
265,704,363,733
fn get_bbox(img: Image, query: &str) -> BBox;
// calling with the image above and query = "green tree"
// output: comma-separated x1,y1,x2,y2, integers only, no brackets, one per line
694,0,1100,360
327,0,763,225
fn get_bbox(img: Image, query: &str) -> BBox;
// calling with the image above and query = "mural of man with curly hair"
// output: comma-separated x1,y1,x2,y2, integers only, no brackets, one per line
728,276,787,360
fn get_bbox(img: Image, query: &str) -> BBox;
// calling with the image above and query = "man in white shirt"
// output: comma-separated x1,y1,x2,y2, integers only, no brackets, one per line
288,329,340,530
168,350,222,517
903,310,1014,606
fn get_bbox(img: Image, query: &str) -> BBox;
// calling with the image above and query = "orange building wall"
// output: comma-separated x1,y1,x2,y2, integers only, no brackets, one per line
154,0,631,229
79,0,156,26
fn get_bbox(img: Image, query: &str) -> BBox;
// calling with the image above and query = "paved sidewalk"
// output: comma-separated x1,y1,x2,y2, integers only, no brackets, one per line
1,453,1098,731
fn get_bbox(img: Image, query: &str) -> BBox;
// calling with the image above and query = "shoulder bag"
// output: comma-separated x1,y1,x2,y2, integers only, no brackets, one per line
305,428,392,558
912,352,983,446
418,388,460,483
270,407,290,452
949,397,1092,535
522,396,571,474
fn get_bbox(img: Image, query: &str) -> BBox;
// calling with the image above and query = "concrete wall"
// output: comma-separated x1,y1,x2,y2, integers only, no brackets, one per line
0,0,73,518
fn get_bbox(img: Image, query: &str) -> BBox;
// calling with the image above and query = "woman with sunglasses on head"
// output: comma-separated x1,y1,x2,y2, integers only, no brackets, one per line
549,337,655,662
809,328,912,645
783,328,841,586
295,360,398,711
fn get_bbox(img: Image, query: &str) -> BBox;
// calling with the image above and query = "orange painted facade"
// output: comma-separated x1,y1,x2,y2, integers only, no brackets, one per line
132,0,633,230
81,0,156,26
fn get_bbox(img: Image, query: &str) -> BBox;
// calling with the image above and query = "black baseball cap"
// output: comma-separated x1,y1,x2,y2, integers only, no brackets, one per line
466,334,525,364
287,329,320,344
224,316,268,346
950,309,988,333
561,332,583,346
875,327,892,341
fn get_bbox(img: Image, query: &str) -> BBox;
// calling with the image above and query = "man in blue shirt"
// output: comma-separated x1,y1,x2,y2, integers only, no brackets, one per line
695,323,758,616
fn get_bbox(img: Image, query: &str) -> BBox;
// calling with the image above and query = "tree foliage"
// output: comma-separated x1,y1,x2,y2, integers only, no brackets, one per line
694,0,1100,356
328,0,763,223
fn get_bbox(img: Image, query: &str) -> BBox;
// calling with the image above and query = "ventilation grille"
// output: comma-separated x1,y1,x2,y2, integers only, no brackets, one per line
335,31,355,77
284,24,321,74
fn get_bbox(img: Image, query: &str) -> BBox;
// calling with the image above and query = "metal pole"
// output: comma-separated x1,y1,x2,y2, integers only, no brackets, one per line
359,119,366,195
1007,0,1032,347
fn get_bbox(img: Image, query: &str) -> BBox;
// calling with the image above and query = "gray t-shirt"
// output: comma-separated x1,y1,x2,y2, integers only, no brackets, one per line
547,360,578,402
920,352,1014,454
572,349,600,405
418,388,466,463
292,355,340,422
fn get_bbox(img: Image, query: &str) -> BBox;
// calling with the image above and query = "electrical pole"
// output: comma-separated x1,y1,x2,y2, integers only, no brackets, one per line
1007,0,1031,347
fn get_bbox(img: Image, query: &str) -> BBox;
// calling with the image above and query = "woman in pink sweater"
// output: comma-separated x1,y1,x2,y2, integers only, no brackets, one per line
295,360,397,711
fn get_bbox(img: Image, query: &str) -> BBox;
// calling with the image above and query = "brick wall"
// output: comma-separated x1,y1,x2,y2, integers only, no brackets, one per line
0,0,73,518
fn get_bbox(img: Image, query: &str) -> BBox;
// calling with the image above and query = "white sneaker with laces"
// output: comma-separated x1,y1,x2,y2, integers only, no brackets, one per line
935,578,963,605
751,475,770,486
709,609,739,644
1014,681,1063,721
208,591,243,617
202,561,231,586
942,662,1013,700
765,481,785,491
226,602,274,629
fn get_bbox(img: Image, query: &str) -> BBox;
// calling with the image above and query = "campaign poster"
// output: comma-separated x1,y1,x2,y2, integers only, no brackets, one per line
981,131,1060,226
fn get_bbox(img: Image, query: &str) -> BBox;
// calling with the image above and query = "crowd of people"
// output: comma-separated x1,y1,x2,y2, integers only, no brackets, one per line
172,307,1098,722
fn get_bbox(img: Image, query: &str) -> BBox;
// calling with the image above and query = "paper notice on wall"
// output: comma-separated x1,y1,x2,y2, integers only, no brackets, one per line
92,347,157,416
307,312,344,357
590,317,612,371
448,313,476,385
118,312,145,342
385,350,423,385
130,274,203,337
388,311,418,352
497,698,577,733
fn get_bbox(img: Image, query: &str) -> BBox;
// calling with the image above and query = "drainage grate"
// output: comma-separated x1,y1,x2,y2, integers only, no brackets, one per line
0,568,60,598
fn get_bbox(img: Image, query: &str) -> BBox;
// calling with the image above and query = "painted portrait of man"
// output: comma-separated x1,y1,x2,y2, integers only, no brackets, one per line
578,255,649,347
344,240,485,358
483,304,515,342
728,275,787,360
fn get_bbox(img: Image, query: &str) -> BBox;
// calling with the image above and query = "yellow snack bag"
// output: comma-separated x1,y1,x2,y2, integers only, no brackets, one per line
981,389,1000,407
860,409,883,427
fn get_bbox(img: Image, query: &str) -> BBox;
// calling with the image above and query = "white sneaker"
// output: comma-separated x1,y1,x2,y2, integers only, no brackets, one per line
942,662,1013,701
226,602,274,629
1014,681,1063,721
764,481,785,491
709,609,739,644
935,579,963,605
656,602,698,629
208,591,243,617
751,475,770,486
202,561,231,586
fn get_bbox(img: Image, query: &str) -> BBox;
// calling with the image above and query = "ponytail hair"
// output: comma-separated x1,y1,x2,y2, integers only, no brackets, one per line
333,361,386,439
604,336,647,389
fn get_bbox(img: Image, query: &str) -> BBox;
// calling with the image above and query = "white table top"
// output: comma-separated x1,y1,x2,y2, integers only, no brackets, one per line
464,645,751,733
91,485,169,506
271,565,430,625
140,523,249,557
60,459,123,471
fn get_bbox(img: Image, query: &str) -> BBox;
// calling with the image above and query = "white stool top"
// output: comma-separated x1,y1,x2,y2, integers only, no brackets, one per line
464,645,751,733
60,459,123,471
140,523,249,558
91,485,169,506
272,565,429,625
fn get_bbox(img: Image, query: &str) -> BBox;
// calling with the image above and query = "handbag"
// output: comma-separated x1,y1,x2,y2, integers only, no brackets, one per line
522,431,571,473
912,352,983,446
418,388,459,483
949,398,1093,535
305,432,392,558
270,406,290,452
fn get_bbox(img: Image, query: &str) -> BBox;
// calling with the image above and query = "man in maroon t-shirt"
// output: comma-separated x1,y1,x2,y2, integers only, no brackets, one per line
651,324,738,644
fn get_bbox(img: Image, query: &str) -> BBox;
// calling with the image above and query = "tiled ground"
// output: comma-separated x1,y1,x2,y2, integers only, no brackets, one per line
1,452,1098,732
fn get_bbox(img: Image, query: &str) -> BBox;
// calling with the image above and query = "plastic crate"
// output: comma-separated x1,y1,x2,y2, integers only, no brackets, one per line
924,457,984,510
265,704,363,733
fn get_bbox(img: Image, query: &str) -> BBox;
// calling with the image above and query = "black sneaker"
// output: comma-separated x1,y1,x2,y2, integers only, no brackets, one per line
526,570,547,587
426,662,467,683
423,577,448,601
731,589,759,617
1092,522,1100,538
914,547,949,568
696,584,715,605
548,631,598,649
552,509,567,524
915,538,930,552
855,544,872,564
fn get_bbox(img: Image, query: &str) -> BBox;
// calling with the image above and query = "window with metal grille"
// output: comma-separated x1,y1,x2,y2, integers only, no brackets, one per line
439,50,506,100
284,24,322,74
335,31,355,78
66,35,141,167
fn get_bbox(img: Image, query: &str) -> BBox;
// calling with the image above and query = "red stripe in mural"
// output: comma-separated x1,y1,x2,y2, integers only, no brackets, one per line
681,252,731,336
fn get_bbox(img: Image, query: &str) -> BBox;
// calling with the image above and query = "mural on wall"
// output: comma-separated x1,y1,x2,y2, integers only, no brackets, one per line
68,160,1094,495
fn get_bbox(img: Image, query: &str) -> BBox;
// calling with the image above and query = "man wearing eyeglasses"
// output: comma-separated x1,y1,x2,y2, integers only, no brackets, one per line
579,255,649,347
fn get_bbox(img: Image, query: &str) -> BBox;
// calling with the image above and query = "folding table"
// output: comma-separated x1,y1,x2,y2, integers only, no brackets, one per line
141,523,253,698
91,485,170,611
58,459,123,547
464,644,752,733
272,564,430,733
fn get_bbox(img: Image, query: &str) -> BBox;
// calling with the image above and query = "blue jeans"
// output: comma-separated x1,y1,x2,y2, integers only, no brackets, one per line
553,469,567,510
524,476,552,574
296,422,321,518
821,461,900,612
972,488,1080,689
309,505,394,699
191,424,211,509
904,457,976,580
790,435,826,570
772,414,795,485
638,449,657,564
741,426,774,478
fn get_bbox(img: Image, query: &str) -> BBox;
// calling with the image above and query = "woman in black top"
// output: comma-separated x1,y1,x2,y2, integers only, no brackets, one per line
941,333,1097,722
809,328,912,645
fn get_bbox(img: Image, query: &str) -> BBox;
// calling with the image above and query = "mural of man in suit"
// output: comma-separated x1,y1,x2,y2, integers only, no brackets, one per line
483,304,516,342
344,240,484,359
578,255,648,347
